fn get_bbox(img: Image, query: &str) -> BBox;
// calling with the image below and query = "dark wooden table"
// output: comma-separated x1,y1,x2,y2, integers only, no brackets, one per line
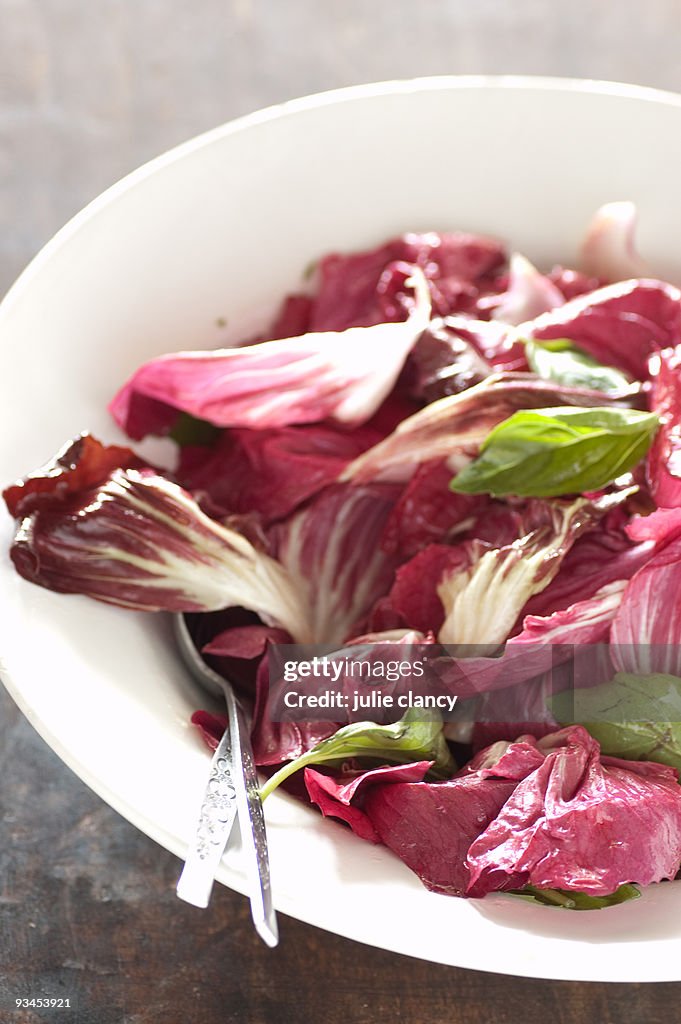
4,2,681,1020
2,685,679,1024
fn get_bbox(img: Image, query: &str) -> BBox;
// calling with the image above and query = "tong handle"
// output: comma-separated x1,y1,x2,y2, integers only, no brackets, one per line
176,726,238,908
226,688,279,947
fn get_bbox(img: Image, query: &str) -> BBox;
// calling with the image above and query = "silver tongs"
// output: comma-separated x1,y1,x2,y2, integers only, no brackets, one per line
173,613,278,947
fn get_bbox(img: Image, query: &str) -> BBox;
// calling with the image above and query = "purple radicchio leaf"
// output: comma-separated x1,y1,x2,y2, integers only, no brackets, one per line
519,278,681,380
270,482,400,646
611,515,681,677
580,202,649,284
465,725,681,898
482,253,566,325
5,436,312,639
647,345,681,508
309,231,507,331
108,267,431,439
402,318,493,403
340,373,634,485
362,736,545,896
433,493,628,650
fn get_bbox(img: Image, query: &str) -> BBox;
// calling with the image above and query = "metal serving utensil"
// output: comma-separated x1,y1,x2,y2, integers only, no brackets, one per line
173,613,278,947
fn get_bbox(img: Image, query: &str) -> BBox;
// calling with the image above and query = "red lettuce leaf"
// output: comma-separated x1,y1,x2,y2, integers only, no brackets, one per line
304,761,433,843
580,202,649,284
521,279,681,380
310,231,507,331
466,726,681,897
481,253,565,325
5,437,310,633
203,624,290,659
175,417,388,525
363,737,545,896
380,460,488,560
2,433,144,518
271,482,399,646
647,346,681,507
341,373,631,485
109,267,430,439
611,528,681,676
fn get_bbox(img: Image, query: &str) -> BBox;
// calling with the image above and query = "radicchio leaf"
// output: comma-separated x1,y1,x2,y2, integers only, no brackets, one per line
2,433,144,518
520,279,681,380
521,522,655,620
466,726,681,898
4,437,311,638
548,266,603,301
271,483,399,646
249,629,434,768
580,202,649,283
374,489,631,648
380,460,488,560
310,231,507,331
109,268,431,439
175,417,388,525
251,656,340,768
438,581,628,703
203,624,290,659
611,528,681,676
341,374,626,485
647,346,681,507
435,496,617,648
304,761,433,843
482,253,565,325
403,319,492,403
626,505,681,546
362,736,545,896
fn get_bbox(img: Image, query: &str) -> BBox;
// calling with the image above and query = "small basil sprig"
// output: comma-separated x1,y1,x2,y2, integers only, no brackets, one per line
551,672,681,772
509,884,640,911
450,406,658,498
169,412,221,446
525,338,633,394
259,708,455,800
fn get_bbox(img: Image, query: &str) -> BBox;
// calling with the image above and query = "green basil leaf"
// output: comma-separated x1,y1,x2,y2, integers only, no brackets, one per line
550,672,681,771
169,412,221,446
259,707,456,800
509,883,640,910
450,406,658,498
525,338,633,394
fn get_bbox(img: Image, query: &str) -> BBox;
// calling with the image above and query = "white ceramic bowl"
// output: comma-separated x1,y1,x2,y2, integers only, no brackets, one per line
3,77,681,982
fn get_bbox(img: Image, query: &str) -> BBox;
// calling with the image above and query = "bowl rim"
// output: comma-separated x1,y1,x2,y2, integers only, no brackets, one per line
5,73,681,980
3,73,681,320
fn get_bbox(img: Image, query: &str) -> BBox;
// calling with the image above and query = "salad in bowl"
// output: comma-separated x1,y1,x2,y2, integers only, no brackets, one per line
5,199,681,913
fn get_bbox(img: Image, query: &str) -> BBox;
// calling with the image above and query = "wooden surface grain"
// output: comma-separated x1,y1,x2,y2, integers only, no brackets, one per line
3,2,681,1020
3,0,681,295
2,686,680,1024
